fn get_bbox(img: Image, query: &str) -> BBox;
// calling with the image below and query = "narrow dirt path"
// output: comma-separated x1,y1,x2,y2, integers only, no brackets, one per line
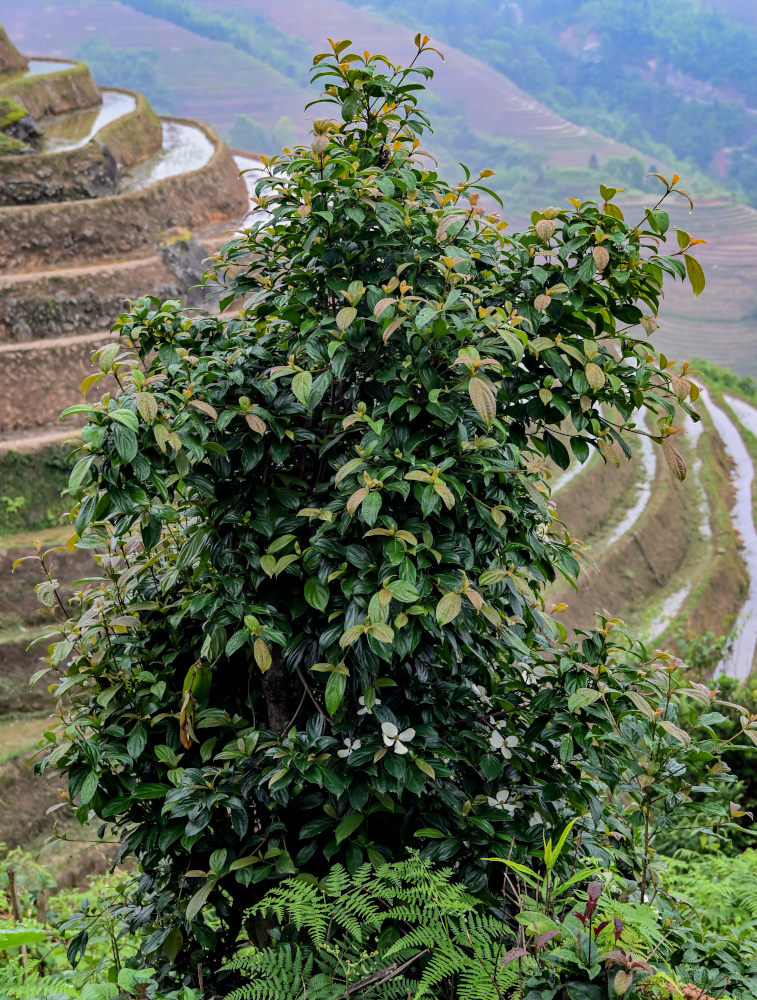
0,427,80,452
0,328,114,354
0,252,162,287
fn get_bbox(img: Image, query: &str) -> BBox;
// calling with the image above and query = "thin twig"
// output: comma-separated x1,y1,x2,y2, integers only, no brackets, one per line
296,664,329,722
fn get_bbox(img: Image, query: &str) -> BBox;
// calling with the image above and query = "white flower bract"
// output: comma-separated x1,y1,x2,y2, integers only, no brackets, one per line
357,695,381,716
487,788,516,814
381,721,415,754
337,738,362,758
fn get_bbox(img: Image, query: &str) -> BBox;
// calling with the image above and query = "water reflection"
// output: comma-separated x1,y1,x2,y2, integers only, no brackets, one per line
121,121,214,191
42,90,136,153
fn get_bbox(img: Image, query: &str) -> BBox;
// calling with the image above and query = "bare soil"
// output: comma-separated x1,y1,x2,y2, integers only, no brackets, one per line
0,634,58,715
550,405,749,656
0,752,116,885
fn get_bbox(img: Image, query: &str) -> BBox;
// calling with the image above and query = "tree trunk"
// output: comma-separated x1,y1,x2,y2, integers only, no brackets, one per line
261,651,298,732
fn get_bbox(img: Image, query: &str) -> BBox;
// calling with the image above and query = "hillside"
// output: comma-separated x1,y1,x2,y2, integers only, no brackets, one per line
0,25,757,999
0,0,756,865
4,0,757,379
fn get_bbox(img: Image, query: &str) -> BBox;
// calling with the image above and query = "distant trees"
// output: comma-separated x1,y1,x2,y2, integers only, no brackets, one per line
354,0,757,199
228,115,297,155
77,40,175,112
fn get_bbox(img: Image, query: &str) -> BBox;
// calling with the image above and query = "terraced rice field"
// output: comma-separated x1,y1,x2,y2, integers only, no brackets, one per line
552,386,757,679
655,199,757,377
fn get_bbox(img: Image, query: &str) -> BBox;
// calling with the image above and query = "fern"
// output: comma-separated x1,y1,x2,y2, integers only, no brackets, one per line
595,897,663,957
226,856,527,1000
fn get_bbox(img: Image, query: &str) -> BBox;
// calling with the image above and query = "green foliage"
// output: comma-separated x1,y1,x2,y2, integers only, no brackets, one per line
0,845,201,999
662,850,757,999
674,630,733,679
29,34,749,992
226,855,523,1000
0,446,69,535
227,115,285,155
690,357,757,405
0,95,27,131
0,95,31,152
75,40,175,112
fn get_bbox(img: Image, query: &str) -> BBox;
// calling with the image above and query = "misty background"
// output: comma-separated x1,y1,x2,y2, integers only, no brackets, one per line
2,0,756,372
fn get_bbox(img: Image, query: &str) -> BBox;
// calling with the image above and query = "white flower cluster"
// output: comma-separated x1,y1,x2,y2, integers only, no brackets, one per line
337,738,361,758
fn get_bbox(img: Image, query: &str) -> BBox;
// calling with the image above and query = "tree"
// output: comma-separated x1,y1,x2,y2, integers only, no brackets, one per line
31,35,736,990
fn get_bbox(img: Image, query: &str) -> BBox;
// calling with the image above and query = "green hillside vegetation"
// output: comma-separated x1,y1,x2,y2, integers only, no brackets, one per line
347,0,757,204
0,448,70,537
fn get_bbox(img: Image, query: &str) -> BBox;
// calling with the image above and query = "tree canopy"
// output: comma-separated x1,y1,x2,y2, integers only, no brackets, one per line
29,36,751,994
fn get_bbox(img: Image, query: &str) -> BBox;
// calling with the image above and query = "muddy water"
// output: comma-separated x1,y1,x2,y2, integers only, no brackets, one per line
41,89,135,153
233,154,269,226
552,452,593,494
714,393,757,679
121,121,214,192
604,431,657,548
20,58,74,78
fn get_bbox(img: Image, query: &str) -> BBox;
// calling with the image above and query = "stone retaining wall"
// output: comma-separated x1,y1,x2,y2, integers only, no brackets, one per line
0,256,182,342
0,91,162,205
0,60,100,119
0,118,247,272
99,90,162,168
0,333,116,435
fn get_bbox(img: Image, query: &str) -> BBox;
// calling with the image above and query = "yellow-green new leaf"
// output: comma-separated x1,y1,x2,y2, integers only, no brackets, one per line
254,637,272,674
335,457,364,486
136,392,158,424
469,376,496,427
340,624,366,648
367,622,394,643
433,480,456,509
337,306,357,331
260,554,276,577
585,362,606,391
292,371,312,406
684,253,705,296
436,592,462,626
415,758,436,779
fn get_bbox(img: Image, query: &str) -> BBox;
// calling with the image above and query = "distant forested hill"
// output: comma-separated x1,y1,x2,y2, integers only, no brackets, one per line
345,0,757,205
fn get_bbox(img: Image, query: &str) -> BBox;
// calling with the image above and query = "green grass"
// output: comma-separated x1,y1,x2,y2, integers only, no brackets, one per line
0,447,71,537
0,714,48,765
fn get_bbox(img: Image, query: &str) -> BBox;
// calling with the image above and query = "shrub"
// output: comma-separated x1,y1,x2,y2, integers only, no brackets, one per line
27,34,753,991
